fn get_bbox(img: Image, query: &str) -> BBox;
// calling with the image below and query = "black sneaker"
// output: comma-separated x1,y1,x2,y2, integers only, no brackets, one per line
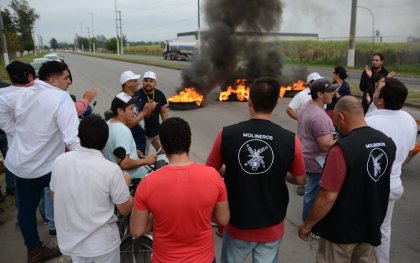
27,246,62,263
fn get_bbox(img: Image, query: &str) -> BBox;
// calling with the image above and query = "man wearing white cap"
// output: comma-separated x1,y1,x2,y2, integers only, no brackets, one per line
286,72,322,121
119,70,155,154
136,71,168,154
286,72,322,196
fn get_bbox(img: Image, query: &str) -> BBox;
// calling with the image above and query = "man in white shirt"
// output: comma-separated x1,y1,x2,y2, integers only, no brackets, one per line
0,61,36,198
365,78,417,263
51,115,132,262
0,60,80,263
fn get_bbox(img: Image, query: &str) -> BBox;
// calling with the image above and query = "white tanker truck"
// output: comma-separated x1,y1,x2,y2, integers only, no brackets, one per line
162,40,197,61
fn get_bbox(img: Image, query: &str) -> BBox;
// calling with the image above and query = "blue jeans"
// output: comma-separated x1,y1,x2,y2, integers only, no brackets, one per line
44,187,55,230
15,172,51,250
302,172,322,221
221,230,282,263
0,132,16,189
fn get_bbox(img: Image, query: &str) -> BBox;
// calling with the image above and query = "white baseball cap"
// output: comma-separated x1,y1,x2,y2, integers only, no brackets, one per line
306,72,322,84
120,70,141,85
143,71,156,80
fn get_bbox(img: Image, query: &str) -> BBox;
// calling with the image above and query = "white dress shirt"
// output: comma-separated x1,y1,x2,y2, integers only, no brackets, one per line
0,79,80,178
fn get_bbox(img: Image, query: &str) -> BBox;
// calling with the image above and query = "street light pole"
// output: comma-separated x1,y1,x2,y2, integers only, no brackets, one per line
86,27,91,52
89,12,96,54
357,5,375,51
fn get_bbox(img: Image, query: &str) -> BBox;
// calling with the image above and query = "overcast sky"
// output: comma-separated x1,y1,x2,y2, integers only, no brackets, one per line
2,0,420,45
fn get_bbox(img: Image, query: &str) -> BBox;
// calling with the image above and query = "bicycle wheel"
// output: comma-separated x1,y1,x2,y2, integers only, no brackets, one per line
120,236,153,263
133,236,153,263
120,237,135,263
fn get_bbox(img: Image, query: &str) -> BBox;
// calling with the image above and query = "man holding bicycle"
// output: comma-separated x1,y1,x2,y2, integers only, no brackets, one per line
51,115,133,263
130,117,229,263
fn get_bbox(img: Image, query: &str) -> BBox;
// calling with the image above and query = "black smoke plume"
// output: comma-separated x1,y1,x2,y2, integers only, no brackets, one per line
181,0,284,96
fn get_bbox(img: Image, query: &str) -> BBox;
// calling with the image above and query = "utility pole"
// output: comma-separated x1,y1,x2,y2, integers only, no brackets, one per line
32,31,37,55
347,0,358,68
89,12,96,54
86,27,91,52
118,11,123,55
0,8,10,65
115,0,120,56
197,0,201,59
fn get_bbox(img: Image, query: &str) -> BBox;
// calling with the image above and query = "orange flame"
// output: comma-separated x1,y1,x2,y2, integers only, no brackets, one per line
168,87,204,106
219,79,250,102
279,80,305,98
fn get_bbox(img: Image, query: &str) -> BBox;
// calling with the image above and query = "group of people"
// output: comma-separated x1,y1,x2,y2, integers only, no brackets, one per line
0,60,169,262
285,53,417,263
0,52,418,263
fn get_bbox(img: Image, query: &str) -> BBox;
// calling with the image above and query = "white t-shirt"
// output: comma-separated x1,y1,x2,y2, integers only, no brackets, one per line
366,109,417,189
288,87,311,112
50,147,130,257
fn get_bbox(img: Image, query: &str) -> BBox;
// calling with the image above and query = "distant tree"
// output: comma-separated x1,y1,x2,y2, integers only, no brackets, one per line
0,9,21,55
50,38,58,49
105,37,118,53
9,0,39,52
76,36,89,51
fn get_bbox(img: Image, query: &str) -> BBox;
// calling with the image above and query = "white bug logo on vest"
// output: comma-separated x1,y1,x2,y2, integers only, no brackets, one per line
238,139,274,174
367,148,389,182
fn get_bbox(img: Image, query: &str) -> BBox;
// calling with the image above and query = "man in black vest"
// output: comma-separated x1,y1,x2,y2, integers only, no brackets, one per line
298,96,396,262
207,77,306,262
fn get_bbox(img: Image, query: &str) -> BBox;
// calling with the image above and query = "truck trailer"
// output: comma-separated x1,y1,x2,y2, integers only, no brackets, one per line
162,40,197,61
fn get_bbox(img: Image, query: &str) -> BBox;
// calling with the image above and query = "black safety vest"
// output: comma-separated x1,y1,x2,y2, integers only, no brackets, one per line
221,119,295,229
313,126,396,246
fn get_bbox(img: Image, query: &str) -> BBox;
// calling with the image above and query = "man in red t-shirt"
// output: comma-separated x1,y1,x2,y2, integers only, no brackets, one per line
130,117,229,263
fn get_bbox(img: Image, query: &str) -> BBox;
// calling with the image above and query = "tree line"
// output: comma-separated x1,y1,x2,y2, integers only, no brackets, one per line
0,0,38,57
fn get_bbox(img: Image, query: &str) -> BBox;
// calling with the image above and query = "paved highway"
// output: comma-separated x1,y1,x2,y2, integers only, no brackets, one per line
0,53,419,262
77,52,420,91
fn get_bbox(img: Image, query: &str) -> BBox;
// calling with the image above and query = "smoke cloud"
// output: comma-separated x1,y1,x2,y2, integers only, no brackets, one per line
181,0,284,96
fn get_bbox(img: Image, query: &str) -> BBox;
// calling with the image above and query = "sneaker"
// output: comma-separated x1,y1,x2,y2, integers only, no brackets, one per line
296,186,305,196
27,246,62,263
49,229,56,236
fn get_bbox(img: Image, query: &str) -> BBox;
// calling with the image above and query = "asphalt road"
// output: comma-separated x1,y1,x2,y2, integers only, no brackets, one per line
77,52,420,91
0,53,419,262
